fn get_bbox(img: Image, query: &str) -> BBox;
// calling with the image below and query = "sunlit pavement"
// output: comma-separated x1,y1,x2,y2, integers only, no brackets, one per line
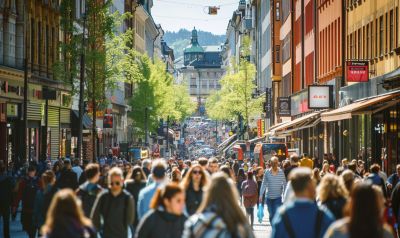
4,206,272,238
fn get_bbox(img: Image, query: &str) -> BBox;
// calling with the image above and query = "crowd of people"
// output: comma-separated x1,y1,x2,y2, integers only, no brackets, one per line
0,153,400,238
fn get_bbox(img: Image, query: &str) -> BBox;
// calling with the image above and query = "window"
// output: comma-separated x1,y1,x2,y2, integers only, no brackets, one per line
38,21,41,65
282,0,290,21
275,45,280,62
190,78,197,88
282,34,290,62
379,16,384,56
358,28,361,59
375,19,378,57
350,33,354,59
46,25,49,67
366,24,370,59
390,10,394,51
276,2,280,21
30,18,35,63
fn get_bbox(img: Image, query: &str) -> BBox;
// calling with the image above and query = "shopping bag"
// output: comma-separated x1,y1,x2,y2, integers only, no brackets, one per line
257,204,264,223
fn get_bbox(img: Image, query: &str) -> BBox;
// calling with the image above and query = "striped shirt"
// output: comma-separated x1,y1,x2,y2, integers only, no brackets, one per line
260,168,287,199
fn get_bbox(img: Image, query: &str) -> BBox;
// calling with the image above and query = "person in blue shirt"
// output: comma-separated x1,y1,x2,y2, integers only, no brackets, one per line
137,159,167,220
271,167,334,238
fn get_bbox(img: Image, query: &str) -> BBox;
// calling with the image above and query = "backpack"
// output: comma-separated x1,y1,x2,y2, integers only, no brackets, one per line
242,180,257,198
77,186,102,218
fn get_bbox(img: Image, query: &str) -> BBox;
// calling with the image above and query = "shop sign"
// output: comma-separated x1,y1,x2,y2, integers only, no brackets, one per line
278,97,291,116
257,119,265,137
7,104,18,117
308,85,334,109
265,88,272,118
291,89,309,116
346,61,369,82
174,131,181,141
103,110,113,128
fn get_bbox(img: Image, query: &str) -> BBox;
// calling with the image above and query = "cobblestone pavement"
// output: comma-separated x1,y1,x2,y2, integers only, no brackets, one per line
4,206,272,238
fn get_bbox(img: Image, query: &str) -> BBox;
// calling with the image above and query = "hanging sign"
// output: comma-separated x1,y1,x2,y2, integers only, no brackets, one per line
278,97,291,116
346,61,369,82
308,85,334,109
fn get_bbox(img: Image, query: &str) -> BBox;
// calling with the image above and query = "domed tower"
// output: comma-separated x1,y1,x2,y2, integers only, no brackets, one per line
184,27,204,66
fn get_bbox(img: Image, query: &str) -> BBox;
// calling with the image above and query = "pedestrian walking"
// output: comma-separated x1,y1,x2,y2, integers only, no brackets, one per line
324,182,394,238
135,183,187,238
271,168,334,238
387,164,400,195
255,167,264,207
13,165,41,238
182,172,254,238
124,166,147,233
76,164,103,218
56,159,78,190
91,167,135,238
137,159,167,220
181,164,209,216
0,161,15,238
299,154,314,169
33,170,57,235
72,159,83,181
259,156,287,223
237,168,246,204
41,189,96,238
317,174,348,220
366,164,387,198
241,171,258,228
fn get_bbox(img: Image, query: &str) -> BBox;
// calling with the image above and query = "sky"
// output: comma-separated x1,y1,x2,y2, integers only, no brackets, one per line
152,0,239,35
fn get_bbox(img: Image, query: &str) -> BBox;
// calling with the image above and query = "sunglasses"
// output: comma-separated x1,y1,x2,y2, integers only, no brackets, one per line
110,181,121,186
192,170,201,175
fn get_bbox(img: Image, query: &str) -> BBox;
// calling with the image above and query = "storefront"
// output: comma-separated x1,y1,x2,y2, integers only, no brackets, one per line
321,91,400,173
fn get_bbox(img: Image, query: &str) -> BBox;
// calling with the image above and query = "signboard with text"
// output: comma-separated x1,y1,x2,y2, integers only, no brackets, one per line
278,97,291,116
257,119,265,137
308,85,334,109
265,88,272,118
346,61,369,82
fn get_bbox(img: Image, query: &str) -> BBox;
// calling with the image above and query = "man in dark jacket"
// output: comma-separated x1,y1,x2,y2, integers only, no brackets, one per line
76,163,103,218
387,164,400,195
391,181,400,235
56,159,78,190
0,161,15,238
13,165,41,238
91,167,135,238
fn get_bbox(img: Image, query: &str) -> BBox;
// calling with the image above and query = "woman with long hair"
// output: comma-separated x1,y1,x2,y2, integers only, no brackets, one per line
41,189,95,238
317,174,348,220
135,183,186,238
255,166,264,207
125,166,147,230
237,168,246,205
183,172,254,238
320,163,331,178
324,182,394,238
241,171,258,228
181,164,209,216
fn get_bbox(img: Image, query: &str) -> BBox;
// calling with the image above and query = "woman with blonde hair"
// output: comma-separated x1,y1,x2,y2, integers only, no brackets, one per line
320,162,331,177
183,172,254,238
317,174,348,220
181,164,209,215
41,189,95,238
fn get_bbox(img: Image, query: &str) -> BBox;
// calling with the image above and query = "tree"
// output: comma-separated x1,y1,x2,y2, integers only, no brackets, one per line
206,36,263,130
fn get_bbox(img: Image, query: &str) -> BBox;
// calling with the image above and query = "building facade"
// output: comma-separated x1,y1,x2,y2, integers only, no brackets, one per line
179,28,224,116
0,0,73,164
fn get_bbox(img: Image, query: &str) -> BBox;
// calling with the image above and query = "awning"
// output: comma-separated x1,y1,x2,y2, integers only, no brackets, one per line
248,136,265,144
272,112,320,133
267,120,290,132
321,91,400,122
218,134,237,149
72,110,92,129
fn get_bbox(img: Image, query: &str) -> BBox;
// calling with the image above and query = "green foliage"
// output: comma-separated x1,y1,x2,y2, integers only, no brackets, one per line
206,36,263,126
127,54,195,136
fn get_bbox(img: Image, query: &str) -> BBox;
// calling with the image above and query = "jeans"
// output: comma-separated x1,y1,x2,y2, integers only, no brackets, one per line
245,207,254,227
266,197,282,223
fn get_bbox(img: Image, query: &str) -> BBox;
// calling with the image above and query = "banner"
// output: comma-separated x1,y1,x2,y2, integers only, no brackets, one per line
257,119,265,137
265,88,272,118
346,61,369,82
